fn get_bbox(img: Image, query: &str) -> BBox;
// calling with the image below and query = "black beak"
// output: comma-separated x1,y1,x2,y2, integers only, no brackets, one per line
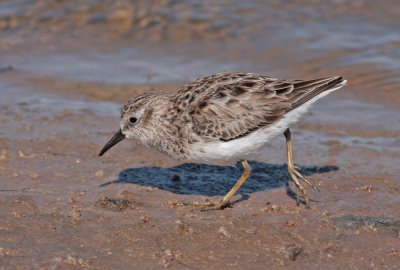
98,130,126,156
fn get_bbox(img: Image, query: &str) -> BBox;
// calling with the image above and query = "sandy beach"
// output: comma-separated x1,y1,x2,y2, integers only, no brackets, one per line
1,1,399,268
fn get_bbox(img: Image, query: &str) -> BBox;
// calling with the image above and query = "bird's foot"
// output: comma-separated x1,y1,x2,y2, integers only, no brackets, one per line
288,165,319,208
200,200,231,211
176,200,209,207
291,165,320,191
176,199,231,211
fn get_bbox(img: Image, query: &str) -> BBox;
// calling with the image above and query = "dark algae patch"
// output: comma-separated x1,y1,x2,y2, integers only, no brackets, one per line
96,197,136,212
333,215,400,236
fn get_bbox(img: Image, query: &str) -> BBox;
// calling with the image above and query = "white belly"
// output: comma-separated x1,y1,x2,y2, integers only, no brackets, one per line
186,87,341,165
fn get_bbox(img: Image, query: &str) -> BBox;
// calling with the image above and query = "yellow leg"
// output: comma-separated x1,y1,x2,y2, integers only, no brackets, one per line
201,160,252,211
284,128,319,208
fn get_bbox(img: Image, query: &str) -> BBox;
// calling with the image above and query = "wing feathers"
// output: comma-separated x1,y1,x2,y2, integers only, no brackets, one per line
176,72,346,141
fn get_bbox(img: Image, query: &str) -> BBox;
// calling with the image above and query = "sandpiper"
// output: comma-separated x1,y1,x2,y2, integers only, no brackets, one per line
99,72,347,210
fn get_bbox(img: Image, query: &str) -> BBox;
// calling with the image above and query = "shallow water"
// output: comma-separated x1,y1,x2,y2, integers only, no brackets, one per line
1,0,399,90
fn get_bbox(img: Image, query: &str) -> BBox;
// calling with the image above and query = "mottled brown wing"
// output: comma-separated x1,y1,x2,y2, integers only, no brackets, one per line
178,72,343,141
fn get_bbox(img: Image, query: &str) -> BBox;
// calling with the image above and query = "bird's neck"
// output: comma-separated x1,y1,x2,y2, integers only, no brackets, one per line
139,95,189,159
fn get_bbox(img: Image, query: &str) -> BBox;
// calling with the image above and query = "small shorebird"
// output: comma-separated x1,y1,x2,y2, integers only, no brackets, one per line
99,72,346,210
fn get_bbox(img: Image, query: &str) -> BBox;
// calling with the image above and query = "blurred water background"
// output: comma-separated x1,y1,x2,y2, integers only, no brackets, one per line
0,0,398,104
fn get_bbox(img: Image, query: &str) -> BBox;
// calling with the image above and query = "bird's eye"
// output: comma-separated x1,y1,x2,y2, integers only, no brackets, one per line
129,117,137,124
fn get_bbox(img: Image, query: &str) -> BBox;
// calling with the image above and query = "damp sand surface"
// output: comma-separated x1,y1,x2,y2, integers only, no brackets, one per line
1,1,400,269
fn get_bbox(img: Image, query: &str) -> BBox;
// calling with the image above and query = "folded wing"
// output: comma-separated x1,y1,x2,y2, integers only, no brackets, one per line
179,72,344,141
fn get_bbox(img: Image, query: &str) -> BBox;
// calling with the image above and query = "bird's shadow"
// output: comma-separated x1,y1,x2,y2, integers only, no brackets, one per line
100,161,338,199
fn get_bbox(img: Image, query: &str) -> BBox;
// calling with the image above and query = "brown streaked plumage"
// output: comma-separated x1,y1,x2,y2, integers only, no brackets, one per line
99,72,347,210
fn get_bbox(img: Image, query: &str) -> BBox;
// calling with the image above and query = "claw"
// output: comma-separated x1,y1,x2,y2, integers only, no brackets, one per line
295,186,300,206
289,170,311,208
176,199,231,211
201,200,231,211
291,166,320,191
177,200,212,207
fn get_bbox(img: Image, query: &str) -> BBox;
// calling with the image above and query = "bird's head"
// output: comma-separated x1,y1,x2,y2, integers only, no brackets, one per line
98,92,166,156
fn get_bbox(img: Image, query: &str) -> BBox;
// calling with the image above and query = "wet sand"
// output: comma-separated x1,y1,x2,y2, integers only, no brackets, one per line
1,1,400,269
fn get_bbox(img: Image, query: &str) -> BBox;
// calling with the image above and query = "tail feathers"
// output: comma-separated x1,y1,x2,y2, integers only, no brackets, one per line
290,76,347,110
